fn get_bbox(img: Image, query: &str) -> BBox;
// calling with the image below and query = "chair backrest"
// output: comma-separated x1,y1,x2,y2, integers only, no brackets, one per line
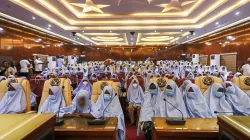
176,78,195,87
29,79,46,97
194,76,222,93
39,78,72,109
232,76,250,92
92,80,119,103
149,77,171,91
0,78,31,112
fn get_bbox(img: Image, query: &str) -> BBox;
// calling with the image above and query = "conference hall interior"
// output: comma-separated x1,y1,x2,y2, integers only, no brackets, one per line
1,0,250,140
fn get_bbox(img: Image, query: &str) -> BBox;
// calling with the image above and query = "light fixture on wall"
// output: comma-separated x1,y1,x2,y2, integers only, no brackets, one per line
205,42,212,46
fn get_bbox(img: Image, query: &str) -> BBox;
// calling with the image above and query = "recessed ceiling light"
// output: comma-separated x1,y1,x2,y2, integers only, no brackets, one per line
47,27,51,30
110,31,112,33
48,24,51,27
215,22,219,25
187,36,189,38
97,48,99,50
77,38,80,39
236,11,240,16
205,42,212,46
82,31,85,32
32,16,36,20
181,30,183,32
0,27,3,31
154,30,157,32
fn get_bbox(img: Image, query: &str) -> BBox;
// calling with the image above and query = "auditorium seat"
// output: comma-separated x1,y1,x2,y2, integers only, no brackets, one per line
149,77,171,91
0,78,31,112
92,81,119,103
39,78,72,109
176,78,195,87
232,76,250,92
195,76,223,93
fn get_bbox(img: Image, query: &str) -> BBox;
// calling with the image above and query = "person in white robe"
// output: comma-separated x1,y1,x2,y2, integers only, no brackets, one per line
38,86,66,113
95,86,125,140
0,83,26,114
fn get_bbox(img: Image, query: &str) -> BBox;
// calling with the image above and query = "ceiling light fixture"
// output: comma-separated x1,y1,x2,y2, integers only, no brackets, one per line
48,24,51,27
0,27,3,31
215,22,219,25
70,0,110,13
32,16,36,20
236,11,240,16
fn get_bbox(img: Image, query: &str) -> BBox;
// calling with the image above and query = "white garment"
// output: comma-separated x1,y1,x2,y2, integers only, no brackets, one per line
57,58,65,67
34,59,43,72
19,59,30,73
241,64,250,76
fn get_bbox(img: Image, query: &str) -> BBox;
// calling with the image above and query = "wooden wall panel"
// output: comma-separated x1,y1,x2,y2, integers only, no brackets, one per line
220,53,237,72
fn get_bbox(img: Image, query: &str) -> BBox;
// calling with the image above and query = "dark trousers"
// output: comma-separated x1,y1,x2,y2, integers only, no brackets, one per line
19,72,28,77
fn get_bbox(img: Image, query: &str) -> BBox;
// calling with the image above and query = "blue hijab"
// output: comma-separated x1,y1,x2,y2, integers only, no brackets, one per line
183,84,215,118
0,83,26,114
95,86,125,140
58,90,100,118
73,77,92,96
222,81,250,116
127,79,144,107
139,82,161,122
159,81,188,118
38,86,66,113
204,83,233,116
179,80,192,95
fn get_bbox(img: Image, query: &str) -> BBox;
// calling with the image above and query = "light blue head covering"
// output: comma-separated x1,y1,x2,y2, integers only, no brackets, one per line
204,83,233,116
0,83,27,114
0,76,6,81
38,86,66,114
159,81,188,118
58,90,100,118
179,80,192,94
95,86,125,140
127,79,144,107
139,82,161,122
73,77,92,96
222,81,250,116
186,72,195,79
183,84,216,118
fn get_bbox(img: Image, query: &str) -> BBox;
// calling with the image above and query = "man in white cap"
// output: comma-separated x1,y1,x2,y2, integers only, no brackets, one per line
240,58,250,76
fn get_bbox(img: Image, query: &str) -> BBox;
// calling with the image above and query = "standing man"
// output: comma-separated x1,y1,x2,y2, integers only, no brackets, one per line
56,55,65,68
240,58,250,76
19,57,30,77
34,56,44,74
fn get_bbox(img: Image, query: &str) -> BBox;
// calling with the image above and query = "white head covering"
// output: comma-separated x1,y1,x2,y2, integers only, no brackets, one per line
127,79,144,107
183,84,216,118
203,83,233,116
222,81,250,116
58,90,100,118
95,86,125,140
159,81,188,118
38,86,66,113
0,83,27,114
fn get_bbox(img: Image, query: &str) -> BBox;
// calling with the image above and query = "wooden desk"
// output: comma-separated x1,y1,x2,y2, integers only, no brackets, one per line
218,116,250,140
0,114,56,140
152,117,219,140
55,117,118,140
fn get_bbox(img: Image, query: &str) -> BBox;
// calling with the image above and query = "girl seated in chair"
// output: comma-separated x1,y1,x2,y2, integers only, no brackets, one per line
38,86,66,114
59,90,100,118
0,82,26,114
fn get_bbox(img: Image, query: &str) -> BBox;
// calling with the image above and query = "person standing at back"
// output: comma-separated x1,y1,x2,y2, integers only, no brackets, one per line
34,56,44,74
240,58,250,76
56,55,65,68
19,57,30,77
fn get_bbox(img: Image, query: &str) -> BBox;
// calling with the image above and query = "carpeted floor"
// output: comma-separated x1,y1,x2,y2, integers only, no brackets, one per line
125,124,145,140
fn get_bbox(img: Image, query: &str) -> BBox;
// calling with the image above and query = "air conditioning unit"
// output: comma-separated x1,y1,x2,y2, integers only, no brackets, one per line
192,54,199,63
210,54,220,67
